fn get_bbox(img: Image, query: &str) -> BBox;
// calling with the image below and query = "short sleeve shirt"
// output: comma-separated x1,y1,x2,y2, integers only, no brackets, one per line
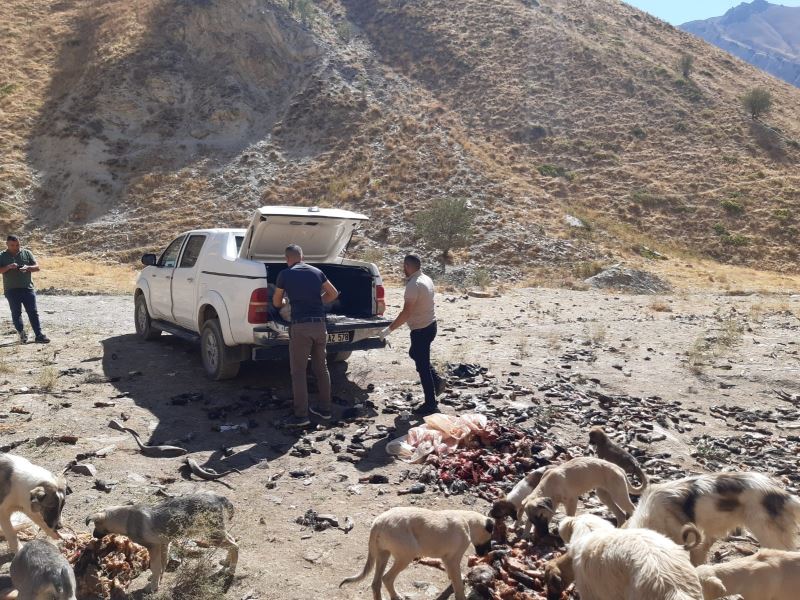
275,263,328,322
404,271,436,330
0,249,35,291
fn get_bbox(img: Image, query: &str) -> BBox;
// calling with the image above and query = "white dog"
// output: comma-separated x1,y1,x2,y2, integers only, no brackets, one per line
696,549,800,600
625,472,800,565
560,513,704,600
339,507,494,600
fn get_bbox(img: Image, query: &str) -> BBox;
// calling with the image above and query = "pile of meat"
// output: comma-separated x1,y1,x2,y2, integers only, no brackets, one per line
467,539,575,600
388,413,561,497
62,534,149,599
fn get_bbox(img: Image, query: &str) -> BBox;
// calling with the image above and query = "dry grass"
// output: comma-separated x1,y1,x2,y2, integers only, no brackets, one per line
648,298,673,312
34,256,137,295
0,358,15,374
38,367,58,391
145,551,227,600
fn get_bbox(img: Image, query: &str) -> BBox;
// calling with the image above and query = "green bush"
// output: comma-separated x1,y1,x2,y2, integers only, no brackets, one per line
723,234,749,246
742,87,772,119
415,198,474,268
630,126,647,139
713,224,729,236
773,208,792,222
721,199,744,214
678,54,694,78
537,164,572,179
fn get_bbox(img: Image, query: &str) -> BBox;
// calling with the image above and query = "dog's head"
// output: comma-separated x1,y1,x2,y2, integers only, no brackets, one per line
588,427,606,447
543,557,567,600
30,476,67,531
526,497,555,538
85,508,127,540
489,499,517,520
469,515,495,556
558,513,612,544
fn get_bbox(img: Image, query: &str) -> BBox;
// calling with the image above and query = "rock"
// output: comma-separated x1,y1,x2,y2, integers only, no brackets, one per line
585,264,672,295
71,463,97,477
564,214,586,228
94,479,117,493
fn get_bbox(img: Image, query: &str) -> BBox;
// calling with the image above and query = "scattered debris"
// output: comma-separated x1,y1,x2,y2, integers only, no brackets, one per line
63,533,149,600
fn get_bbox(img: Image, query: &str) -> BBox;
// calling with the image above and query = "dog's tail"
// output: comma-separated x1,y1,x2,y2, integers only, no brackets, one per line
630,463,648,493
339,525,377,588
680,523,703,551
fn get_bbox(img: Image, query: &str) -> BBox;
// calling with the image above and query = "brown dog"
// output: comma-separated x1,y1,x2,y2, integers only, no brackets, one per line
589,427,648,490
339,507,494,600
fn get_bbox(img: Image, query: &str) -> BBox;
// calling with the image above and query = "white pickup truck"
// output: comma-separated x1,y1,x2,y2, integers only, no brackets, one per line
134,206,391,380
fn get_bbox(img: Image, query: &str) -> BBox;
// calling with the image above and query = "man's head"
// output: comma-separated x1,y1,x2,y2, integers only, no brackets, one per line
403,254,421,278
285,244,303,267
6,235,20,254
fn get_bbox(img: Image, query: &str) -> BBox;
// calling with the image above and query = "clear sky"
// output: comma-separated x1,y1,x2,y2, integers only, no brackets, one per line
624,0,800,25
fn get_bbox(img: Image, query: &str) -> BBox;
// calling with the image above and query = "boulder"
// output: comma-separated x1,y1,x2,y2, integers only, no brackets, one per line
585,264,671,294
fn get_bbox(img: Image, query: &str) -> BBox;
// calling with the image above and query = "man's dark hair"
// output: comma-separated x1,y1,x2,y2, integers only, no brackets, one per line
285,244,303,260
404,254,421,271
6,235,19,242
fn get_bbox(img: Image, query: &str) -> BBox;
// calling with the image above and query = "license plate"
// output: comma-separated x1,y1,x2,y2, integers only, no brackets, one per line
327,332,352,344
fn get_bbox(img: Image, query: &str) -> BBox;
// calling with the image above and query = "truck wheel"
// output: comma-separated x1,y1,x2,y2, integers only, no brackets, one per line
135,295,161,341
201,319,240,380
327,351,352,363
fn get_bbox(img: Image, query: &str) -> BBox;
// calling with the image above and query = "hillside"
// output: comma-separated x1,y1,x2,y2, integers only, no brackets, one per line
682,0,800,88
2,0,800,281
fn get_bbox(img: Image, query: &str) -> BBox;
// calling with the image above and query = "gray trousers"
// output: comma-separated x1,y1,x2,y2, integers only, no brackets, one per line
289,321,331,417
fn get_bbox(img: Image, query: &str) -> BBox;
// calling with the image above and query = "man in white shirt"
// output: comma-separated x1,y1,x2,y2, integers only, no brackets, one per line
381,254,443,415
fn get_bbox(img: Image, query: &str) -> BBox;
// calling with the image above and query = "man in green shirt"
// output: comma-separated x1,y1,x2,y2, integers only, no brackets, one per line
0,235,50,343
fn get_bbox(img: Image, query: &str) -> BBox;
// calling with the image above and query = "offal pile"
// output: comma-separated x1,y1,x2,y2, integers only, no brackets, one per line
63,534,149,599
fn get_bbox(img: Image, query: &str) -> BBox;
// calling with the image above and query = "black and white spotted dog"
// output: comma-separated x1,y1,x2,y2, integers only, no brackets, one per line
625,472,800,565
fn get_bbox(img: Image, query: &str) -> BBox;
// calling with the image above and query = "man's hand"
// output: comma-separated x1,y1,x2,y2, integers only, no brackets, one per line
379,327,392,341
6,263,18,270
18,265,28,272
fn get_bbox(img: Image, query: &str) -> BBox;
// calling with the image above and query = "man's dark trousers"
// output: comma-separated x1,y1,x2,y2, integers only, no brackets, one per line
5,288,42,336
409,320,441,407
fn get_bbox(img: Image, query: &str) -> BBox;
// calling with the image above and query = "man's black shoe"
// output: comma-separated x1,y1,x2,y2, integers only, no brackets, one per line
412,403,438,416
34,334,50,344
18,330,28,344
309,407,332,421
282,415,311,429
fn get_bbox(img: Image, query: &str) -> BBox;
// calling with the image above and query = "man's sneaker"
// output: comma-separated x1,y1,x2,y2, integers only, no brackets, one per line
282,415,311,429
34,334,50,344
18,330,28,344
309,407,332,421
412,403,438,417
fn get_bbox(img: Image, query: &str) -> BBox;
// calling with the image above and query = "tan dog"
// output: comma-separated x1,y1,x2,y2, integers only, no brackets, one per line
0,454,66,554
86,492,237,592
625,472,800,565
696,549,800,600
519,457,643,538
339,507,494,600
559,513,704,600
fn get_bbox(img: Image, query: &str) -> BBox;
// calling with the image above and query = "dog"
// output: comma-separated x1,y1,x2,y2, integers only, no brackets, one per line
9,539,76,600
339,507,494,600
696,549,800,600
589,427,648,489
86,492,238,592
0,454,66,554
489,465,549,521
625,472,800,565
558,513,704,600
518,457,643,538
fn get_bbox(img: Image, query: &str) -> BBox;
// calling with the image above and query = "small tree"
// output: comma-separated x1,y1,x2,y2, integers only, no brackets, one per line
678,54,694,79
742,87,772,119
415,198,474,269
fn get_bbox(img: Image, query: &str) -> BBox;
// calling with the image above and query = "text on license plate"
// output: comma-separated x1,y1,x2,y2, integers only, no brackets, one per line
327,332,353,344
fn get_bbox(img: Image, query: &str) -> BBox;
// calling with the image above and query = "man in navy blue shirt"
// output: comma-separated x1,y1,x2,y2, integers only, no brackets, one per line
273,244,339,428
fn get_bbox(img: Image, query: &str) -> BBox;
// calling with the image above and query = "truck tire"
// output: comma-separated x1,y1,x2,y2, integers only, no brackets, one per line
135,295,161,341
327,351,352,363
201,319,240,380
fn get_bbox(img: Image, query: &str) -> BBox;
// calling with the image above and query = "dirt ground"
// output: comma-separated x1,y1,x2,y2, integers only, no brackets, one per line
1,287,799,599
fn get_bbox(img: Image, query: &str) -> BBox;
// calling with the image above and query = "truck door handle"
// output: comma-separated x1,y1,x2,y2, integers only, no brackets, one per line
187,277,194,283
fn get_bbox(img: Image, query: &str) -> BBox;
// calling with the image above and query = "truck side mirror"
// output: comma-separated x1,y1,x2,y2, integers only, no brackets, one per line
141,253,157,266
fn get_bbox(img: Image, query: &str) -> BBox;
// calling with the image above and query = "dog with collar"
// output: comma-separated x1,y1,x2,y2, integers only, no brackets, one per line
0,454,66,554
625,472,800,565
85,492,238,592
339,507,494,600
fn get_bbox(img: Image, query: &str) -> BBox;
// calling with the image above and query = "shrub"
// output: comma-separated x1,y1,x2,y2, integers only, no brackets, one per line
773,208,792,222
713,224,729,236
572,261,604,279
537,164,572,180
335,21,354,42
722,234,749,246
630,125,647,139
415,198,474,268
742,87,772,119
721,199,744,214
678,54,694,78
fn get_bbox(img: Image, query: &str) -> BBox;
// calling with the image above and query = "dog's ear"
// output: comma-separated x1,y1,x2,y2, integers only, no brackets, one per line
86,512,104,527
30,486,47,511
536,497,555,516
489,499,517,520
484,518,494,534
